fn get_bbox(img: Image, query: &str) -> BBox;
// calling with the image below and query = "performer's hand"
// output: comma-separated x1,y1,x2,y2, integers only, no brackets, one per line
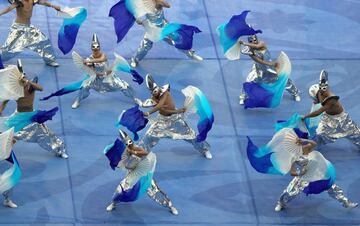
12,139,16,145
106,70,112,76
19,76,28,86
143,112,150,117
295,138,302,146
136,19,143,25
238,40,244,45
180,107,187,113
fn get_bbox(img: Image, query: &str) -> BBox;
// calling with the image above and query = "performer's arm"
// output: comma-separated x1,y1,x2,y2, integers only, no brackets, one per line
84,54,107,64
298,138,317,151
240,40,266,50
145,92,168,115
20,77,43,91
302,105,329,119
160,106,186,115
290,161,306,176
37,0,61,11
0,4,17,16
157,0,171,8
0,100,10,115
130,146,148,157
249,54,276,67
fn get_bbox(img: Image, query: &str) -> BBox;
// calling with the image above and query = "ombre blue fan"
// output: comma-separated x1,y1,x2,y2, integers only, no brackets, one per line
116,105,149,141
0,107,59,133
57,7,87,54
143,21,201,50
301,151,336,195
40,51,94,101
243,51,291,108
217,10,262,60
112,53,143,84
0,128,21,194
182,86,214,142
109,0,155,43
247,128,302,175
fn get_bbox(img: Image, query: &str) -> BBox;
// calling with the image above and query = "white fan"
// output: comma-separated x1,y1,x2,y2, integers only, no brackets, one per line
267,128,303,174
0,127,14,161
57,7,82,18
301,151,329,182
72,51,96,79
0,65,25,101
276,51,292,76
112,53,131,72
130,0,156,18
181,85,198,114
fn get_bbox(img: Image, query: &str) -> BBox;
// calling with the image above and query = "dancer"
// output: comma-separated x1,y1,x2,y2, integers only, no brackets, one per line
0,60,68,159
238,35,300,105
246,128,358,212
104,130,178,215
275,137,358,211
41,34,142,109
0,128,22,208
303,70,360,148
136,74,213,159
130,0,203,67
0,0,61,67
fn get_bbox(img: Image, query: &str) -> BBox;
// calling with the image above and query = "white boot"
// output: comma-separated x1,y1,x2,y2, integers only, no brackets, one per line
274,202,283,212
239,94,245,105
46,61,60,67
3,199,17,208
56,151,69,159
188,51,203,61
343,201,358,209
106,202,116,212
203,150,212,160
294,94,301,102
71,100,80,109
170,206,178,215
130,58,138,68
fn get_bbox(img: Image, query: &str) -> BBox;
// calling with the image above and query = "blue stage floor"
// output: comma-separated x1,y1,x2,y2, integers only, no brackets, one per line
0,0,359,225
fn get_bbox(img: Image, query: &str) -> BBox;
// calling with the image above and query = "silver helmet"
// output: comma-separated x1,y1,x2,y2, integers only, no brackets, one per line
145,74,170,95
118,129,133,146
308,84,320,103
8,0,24,7
248,34,258,43
91,34,100,49
318,69,328,91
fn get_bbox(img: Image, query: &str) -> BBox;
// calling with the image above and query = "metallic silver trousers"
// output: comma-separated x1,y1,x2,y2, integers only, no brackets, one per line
74,75,135,104
132,36,196,63
1,22,56,63
315,111,360,148
240,64,300,98
112,179,175,210
278,177,353,207
139,114,210,154
14,122,66,155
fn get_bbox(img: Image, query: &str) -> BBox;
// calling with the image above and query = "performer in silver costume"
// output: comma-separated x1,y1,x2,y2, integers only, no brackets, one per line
0,0,61,67
130,0,203,68
303,70,360,149
72,34,135,109
275,138,358,211
106,130,178,215
136,74,212,159
0,60,68,159
1,138,18,208
238,35,300,105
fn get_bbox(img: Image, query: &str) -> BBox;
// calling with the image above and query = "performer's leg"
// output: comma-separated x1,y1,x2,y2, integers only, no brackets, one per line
184,139,212,159
130,37,154,67
138,132,161,151
343,116,360,149
72,86,91,109
239,66,258,105
113,77,136,102
0,24,25,61
2,190,17,208
35,124,68,159
327,184,358,209
25,25,57,66
285,78,301,101
163,36,203,61
275,177,304,211
147,179,178,215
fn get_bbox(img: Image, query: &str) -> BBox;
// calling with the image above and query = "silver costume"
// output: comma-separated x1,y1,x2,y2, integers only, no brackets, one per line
139,113,210,155
132,9,197,64
14,119,66,156
315,111,360,148
74,56,135,104
277,155,354,208
240,49,299,99
111,151,176,211
1,22,56,64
